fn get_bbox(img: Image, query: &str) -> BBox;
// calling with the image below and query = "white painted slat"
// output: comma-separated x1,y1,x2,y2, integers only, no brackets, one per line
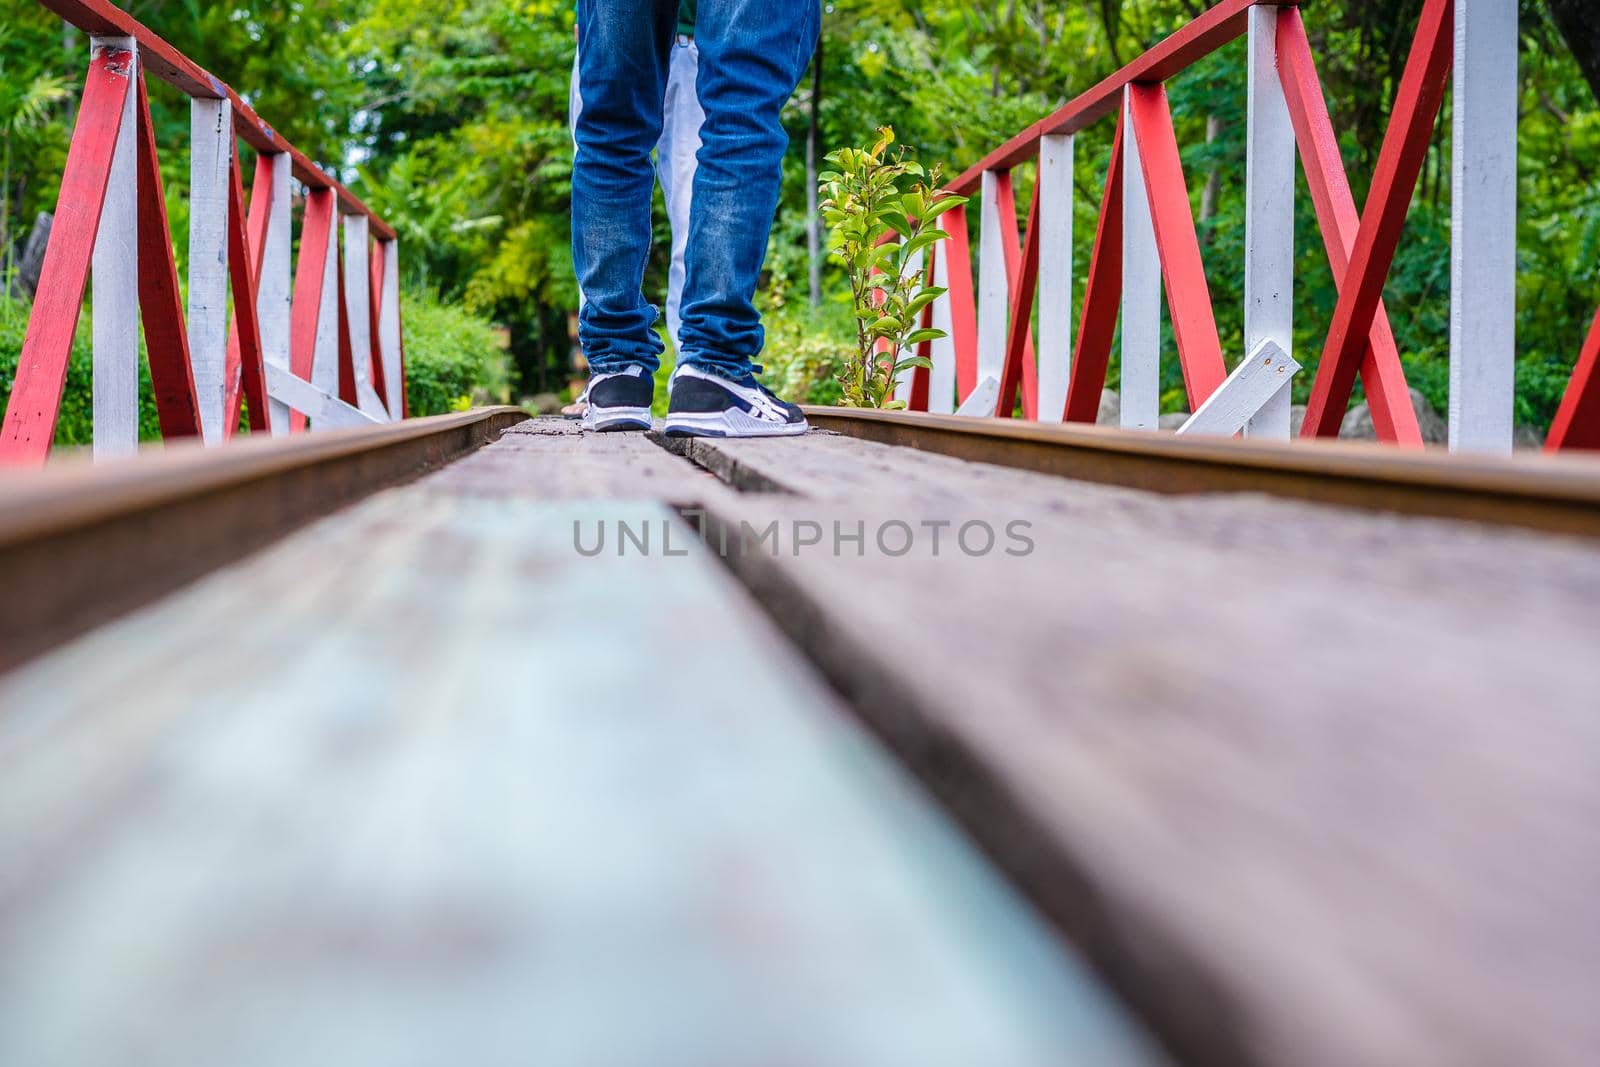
187,96,233,444
1449,0,1516,454
377,239,404,419
1178,340,1300,437
342,215,388,420
892,248,924,405
1037,133,1074,423
927,243,957,415
977,172,1008,386
90,36,139,461
309,212,341,402
264,363,382,429
1121,89,1161,432
955,376,1001,418
1244,7,1295,441
257,152,293,436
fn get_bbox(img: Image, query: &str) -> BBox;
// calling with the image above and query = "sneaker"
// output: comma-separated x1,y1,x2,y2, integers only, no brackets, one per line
579,366,654,432
663,364,809,438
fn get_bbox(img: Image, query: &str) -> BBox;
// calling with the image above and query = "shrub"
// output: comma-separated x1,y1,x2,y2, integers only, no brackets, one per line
397,290,512,416
0,292,161,448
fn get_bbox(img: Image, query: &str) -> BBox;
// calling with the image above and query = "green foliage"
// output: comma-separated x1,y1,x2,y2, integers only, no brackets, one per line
401,289,513,416
0,292,162,448
820,127,965,408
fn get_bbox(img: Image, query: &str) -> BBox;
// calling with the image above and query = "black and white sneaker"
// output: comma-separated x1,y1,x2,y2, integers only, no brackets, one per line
579,366,654,432
663,364,809,438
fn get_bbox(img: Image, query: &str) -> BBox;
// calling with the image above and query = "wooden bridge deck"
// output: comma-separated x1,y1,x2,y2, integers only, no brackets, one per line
2,417,1598,1067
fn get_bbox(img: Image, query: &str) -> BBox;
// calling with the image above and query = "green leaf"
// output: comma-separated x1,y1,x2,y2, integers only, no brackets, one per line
903,328,945,347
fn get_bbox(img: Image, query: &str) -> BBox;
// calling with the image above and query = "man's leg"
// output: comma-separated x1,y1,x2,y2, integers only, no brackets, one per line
675,0,820,380
655,38,704,355
572,0,676,377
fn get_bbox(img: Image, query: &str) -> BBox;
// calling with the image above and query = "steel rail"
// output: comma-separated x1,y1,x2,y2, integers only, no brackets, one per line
0,407,528,673
803,408,1600,540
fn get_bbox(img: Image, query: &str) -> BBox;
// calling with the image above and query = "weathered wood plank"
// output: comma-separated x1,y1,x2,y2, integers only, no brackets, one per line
677,430,1600,1067
0,429,1168,1067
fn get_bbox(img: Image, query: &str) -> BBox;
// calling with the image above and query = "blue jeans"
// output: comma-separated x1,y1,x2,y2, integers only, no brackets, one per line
572,0,819,380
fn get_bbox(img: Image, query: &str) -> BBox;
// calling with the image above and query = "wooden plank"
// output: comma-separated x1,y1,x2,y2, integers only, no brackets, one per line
1037,133,1075,423
90,36,140,460
265,363,382,430
977,172,1010,386
258,152,293,435
1177,340,1300,437
0,409,526,672
341,215,388,419
1063,116,1124,424
1244,6,1294,440
1448,0,1517,454
1121,89,1161,431
0,441,1168,1067
677,429,1600,1067
1128,83,1228,413
186,96,233,443
132,74,202,441
376,239,405,419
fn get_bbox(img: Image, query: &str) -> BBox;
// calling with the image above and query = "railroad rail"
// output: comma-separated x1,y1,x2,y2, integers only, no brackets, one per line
1,0,410,468
898,0,1600,456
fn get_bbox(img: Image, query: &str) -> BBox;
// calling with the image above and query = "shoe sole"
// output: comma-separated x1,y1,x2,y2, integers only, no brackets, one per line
663,409,809,438
582,406,653,433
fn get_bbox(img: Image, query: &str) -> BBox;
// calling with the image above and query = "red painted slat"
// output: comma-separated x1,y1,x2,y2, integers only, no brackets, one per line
132,73,203,442
224,152,276,435
908,251,935,412
1546,305,1600,452
1301,0,1452,440
1276,10,1422,448
996,182,1043,418
993,172,1040,419
943,208,980,402
946,0,1292,195
1128,83,1228,411
337,248,359,407
288,189,336,433
0,46,133,465
1062,116,1125,424
225,147,272,436
368,240,389,405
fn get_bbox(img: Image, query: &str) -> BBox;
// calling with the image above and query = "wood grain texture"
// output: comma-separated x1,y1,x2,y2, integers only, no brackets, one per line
676,429,1600,1067
0,433,1167,1067
90,36,140,460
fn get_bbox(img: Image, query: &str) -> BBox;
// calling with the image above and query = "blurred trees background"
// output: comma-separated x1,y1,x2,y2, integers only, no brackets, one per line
3,0,1600,429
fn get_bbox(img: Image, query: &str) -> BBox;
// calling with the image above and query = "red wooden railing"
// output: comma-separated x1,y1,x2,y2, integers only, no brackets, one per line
1,0,406,467
903,0,1600,454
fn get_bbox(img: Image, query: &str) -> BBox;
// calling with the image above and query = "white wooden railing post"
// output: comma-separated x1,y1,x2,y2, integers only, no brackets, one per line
258,152,293,436
977,171,1008,387
90,36,139,460
927,243,958,414
1037,133,1075,422
1244,5,1296,440
377,238,404,419
1449,0,1517,454
342,215,388,418
187,95,232,443
1121,87,1161,431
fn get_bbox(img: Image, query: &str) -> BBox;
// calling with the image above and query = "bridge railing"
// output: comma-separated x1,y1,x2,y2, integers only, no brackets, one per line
1,0,407,468
904,0,1598,454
